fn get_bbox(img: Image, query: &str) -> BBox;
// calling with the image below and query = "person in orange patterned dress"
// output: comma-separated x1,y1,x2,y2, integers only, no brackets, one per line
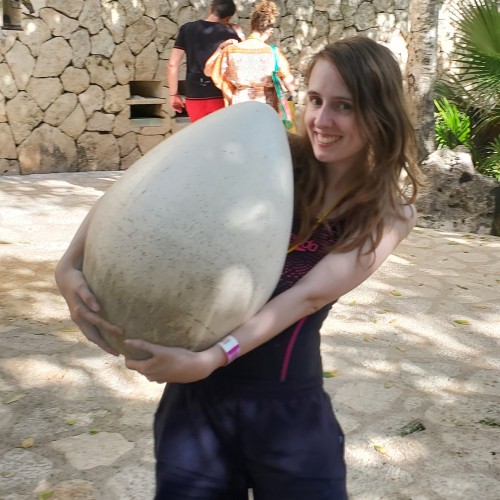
204,0,295,111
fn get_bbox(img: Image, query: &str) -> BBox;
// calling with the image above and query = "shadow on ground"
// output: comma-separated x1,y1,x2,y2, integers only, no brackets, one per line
0,172,499,499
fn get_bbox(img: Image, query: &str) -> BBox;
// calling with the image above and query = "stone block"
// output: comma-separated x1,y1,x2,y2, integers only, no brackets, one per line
18,124,78,173
416,147,499,234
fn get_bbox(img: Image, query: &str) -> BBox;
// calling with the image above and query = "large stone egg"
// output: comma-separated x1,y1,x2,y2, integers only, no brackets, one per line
82,102,294,359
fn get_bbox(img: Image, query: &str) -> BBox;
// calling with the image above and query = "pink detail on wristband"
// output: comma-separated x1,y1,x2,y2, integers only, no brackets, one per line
218,335,240,365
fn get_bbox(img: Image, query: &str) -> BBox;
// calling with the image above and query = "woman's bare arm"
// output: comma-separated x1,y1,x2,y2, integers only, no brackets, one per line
167,47,186,113
55,205,123,355
125,205,416,383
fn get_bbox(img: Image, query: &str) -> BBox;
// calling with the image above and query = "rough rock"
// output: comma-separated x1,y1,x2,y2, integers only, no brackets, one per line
0,123,17,159
6,92,43,144
44,93,78,127
77,131,120,170
27,77,63,110
0,62,18,99
40,8,80,39
61,66,91,94
416,147,499,234
18,124,78,173
5,41,35,90
33,37,73,77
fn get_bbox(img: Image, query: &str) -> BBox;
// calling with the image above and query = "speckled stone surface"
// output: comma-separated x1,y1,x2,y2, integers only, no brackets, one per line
0,171,499,499
83,102,294,358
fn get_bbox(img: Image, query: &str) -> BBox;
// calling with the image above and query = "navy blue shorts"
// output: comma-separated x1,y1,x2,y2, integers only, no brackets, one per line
153,380,347,499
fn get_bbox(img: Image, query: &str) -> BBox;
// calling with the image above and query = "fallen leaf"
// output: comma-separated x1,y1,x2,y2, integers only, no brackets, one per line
370,318,378,324
0,471,16,478
39,492,54,500
348,300,357,306
479,418,500,428
60,327,79,332
0,241,13,244
394,345,407,352
384,381,393,389
363,334,373,342
413,229,424,234
453,319,471,325
89,428,100,435
20,438,34,448
400,420,426,436
323,370,340,378
373,444,387,454
66,418,77,426
3,393,27,404
447,241,460,245
456,284,468,290
390,290,402,297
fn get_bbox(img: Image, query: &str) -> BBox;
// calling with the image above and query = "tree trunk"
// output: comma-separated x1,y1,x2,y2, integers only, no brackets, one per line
406,0,440,161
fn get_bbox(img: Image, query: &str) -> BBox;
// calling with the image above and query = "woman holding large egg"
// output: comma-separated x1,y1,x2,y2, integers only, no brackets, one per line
56,36,421,499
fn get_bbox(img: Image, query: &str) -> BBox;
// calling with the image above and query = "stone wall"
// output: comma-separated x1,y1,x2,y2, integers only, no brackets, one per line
1,0,450,175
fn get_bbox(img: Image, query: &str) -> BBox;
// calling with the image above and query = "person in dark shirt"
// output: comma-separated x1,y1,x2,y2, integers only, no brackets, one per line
56,37,422,499
168,0,241,123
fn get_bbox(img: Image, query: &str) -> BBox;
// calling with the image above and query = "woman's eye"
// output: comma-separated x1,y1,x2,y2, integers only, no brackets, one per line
309,96,322,106
336,102,352,112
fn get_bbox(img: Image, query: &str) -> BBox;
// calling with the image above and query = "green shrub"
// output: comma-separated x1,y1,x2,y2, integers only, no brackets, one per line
434,0,500,179
477,136,500,180
434,98,472,149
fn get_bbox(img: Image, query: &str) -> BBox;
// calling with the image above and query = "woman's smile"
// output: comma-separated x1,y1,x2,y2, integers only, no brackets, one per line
315,134,342,145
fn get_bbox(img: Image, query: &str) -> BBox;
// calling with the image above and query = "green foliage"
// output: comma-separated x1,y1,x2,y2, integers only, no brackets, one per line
451,0,500,109
434,98,472,149
435,0,500,178
476,136,500,180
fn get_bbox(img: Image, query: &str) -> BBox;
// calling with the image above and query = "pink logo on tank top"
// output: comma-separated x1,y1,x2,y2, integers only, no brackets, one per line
295,239,319,252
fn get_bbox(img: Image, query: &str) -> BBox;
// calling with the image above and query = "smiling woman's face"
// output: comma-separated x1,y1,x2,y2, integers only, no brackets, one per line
304,58,367,173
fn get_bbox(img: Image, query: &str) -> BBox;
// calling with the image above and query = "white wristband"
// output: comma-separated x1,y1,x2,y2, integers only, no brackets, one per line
217,335,240,365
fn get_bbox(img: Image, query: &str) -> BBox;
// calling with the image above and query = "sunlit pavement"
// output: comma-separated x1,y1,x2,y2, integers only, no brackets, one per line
1,172,499,499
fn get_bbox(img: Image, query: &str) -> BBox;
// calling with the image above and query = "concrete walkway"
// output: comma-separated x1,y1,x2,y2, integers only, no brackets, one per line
0,172,499,499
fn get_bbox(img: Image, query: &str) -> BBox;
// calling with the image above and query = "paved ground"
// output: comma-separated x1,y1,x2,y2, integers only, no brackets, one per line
0,172,499,500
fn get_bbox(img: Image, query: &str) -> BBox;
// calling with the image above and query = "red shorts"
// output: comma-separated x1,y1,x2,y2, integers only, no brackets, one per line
185,98,225,123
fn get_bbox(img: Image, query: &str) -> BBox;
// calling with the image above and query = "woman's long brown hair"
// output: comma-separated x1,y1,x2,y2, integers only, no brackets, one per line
291,36,422,255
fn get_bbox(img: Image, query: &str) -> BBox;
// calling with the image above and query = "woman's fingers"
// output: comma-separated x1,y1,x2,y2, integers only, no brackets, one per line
70,288,123,355
79,307,123,336
77,283,101,312
57,267,122,356
79,321,120,356
124,341,181,382
124,339,154,353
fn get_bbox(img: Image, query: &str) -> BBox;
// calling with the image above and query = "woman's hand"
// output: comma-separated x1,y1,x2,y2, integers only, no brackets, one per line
170,94,185,114
124,340,226,384
218,38,238,50
55,262,123,356
228,23,245,41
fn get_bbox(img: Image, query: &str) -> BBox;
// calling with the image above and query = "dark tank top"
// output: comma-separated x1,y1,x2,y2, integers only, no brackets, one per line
212,220,340,390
